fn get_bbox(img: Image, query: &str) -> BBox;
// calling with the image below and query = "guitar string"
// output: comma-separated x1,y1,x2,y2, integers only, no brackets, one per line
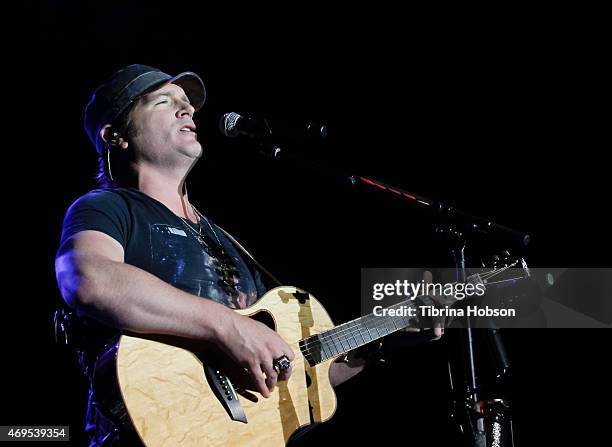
298,265,521,358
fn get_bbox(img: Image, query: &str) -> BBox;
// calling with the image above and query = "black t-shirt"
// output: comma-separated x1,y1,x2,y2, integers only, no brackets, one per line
60,187,266,309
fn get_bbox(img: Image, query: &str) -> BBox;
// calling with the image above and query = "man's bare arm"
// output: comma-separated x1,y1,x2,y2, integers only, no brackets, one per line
55,230,294,397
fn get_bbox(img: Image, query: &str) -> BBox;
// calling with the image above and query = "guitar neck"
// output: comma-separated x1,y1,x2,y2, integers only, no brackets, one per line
299,298,420,366
298,264,528,366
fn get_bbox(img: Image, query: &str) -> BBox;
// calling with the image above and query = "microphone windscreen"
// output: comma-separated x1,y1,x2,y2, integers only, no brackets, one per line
220,112,242,137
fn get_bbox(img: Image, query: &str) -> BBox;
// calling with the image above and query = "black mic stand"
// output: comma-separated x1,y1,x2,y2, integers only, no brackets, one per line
437,224,515,447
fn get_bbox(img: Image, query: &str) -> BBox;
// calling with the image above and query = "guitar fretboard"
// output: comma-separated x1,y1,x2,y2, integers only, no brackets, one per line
299,298,420,366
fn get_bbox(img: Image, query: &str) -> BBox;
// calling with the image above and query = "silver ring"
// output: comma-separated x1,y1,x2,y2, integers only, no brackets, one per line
273,355,291,374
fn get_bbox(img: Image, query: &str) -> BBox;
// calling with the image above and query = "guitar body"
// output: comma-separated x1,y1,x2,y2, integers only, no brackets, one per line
116,286,338,447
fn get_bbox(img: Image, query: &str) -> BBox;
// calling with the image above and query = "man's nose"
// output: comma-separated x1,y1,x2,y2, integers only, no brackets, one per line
176,101,195,118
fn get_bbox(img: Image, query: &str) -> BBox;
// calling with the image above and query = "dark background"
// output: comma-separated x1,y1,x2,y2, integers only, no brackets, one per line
3,1,610,445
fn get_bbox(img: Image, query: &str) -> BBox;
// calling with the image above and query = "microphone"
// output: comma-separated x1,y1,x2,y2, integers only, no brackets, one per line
220,112,327,140
220,112,272,138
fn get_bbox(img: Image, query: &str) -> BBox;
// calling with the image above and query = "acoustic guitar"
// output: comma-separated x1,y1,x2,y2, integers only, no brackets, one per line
115,264,528,446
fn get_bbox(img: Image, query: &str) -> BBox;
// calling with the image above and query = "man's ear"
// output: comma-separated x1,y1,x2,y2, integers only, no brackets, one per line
100,124,129,150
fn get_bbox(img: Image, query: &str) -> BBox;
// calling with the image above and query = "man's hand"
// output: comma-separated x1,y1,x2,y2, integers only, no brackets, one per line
402,270,446,340
215,312,295,398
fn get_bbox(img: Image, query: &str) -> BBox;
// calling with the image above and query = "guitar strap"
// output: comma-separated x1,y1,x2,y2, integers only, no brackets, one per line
216,225,282,287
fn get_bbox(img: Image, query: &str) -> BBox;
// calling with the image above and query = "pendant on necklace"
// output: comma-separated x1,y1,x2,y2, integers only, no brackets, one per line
194,234,209,249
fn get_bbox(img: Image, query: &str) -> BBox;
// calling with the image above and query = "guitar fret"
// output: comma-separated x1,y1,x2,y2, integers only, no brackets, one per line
327,336,340,357
338,332,349,352
330,338,339,358
367,322,378,341
348,330,357,349
380,320,390,336
330,327,344,354
356,323,367,346
332,332,342,356
321,337,332,359
361,330,372,344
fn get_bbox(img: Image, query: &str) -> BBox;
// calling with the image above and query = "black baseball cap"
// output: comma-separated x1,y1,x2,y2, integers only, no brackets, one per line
84,64,206,153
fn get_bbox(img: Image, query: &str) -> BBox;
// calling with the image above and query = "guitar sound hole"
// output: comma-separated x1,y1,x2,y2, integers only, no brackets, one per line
250,311,276,331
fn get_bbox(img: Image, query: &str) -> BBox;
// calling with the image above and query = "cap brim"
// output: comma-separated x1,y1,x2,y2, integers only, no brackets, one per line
169,72,206,111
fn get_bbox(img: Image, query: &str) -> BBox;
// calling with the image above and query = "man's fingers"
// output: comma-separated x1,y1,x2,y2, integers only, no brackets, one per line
260,362,278,396
249,363,271,398
432,326,444,339
432,316,445,339
420,271,448,336
264,371,278,392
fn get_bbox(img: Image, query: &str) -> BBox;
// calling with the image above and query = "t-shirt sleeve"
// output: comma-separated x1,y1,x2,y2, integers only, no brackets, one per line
60,189,131,248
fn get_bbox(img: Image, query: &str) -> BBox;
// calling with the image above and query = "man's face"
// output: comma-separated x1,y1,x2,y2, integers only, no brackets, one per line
128,83,201,167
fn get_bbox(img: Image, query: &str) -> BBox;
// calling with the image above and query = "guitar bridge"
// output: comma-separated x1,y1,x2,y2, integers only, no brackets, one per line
203,364,247,423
